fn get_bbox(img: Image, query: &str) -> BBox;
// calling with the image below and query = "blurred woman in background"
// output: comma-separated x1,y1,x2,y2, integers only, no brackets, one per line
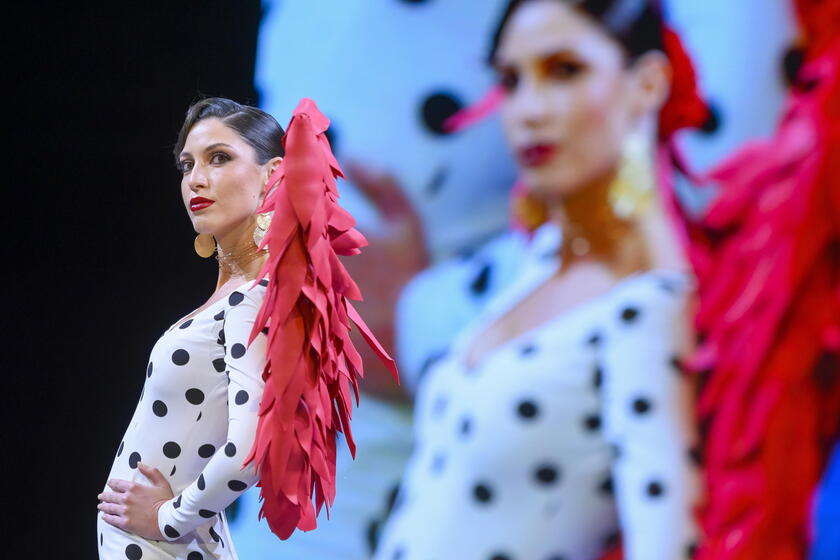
374,1,705,559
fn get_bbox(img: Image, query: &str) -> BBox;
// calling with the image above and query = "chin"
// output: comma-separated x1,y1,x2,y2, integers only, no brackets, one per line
522,169,581,200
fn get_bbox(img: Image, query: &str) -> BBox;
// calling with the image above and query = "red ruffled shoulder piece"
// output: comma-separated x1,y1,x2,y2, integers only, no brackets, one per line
242,98,399,539
687,39,840,559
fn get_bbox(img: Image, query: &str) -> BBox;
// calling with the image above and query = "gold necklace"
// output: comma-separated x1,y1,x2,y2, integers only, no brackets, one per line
216,238,266,278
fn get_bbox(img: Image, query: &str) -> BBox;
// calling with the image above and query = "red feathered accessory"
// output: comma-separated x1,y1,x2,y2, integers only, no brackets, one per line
242,98,399,539
686,38,840,560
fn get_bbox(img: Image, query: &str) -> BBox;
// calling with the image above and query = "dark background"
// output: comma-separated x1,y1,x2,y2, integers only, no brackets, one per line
9,2,262,556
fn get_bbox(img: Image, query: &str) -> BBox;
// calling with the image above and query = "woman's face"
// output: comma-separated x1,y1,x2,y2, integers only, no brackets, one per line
495,0,649,199
178,118,276,239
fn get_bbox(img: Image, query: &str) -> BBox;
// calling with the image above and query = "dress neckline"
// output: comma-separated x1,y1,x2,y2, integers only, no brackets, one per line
164,278,261,333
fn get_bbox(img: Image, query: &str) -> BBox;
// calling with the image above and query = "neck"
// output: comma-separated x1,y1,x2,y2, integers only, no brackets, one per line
213,216,267,288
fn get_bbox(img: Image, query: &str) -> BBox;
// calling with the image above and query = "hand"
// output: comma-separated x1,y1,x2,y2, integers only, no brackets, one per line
342,161,430,401
98,463,174,540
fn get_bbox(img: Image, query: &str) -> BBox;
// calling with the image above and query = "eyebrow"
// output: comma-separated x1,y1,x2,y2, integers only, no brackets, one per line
179,142,234,159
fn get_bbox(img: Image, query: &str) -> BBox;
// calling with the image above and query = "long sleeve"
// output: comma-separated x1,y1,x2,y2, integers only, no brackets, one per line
601,272,703,559
157,285,267,541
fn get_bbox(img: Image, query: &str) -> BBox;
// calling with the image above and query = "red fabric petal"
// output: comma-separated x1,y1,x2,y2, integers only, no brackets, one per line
243,98,398,539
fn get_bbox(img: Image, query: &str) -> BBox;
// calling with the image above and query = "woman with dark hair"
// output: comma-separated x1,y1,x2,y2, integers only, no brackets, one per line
374,1,704,559
95,97,395,559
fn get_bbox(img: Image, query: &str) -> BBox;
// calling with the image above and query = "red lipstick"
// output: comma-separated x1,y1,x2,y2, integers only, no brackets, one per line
519,144,557,167
189,197,215,212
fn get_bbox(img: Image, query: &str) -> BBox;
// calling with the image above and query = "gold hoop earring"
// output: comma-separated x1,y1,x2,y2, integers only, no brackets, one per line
194,233,216,258
253,211,272,248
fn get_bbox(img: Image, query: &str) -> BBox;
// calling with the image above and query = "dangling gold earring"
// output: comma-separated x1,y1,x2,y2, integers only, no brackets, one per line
194,233,216,258
253,211,272,248
608,129,655,220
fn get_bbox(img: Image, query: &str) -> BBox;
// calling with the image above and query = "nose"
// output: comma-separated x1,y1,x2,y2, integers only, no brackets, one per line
186,163,208,192
510,77,552,129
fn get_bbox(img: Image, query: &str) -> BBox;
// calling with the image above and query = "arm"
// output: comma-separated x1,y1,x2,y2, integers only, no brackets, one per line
156,286,267,540
601,274,703,559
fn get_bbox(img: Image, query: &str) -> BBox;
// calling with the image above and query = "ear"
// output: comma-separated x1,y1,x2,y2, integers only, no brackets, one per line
627,51,671,123
260,156,284,196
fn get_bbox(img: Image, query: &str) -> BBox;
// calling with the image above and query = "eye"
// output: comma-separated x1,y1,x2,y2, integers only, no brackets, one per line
497,68,519,92
210,152,231,165
545,57,586,80
179,160,193,174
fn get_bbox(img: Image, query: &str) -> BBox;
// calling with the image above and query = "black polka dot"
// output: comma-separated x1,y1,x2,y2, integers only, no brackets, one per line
171,349,190,366
534,464,560,486
520,343,538,356
198,444,216,458
100,533,103,546
188,553,204,560
179,319,193,329
185,388,205,405
217,329,226,345
459,416,472,437
228,292,244,306
472,482,493,503
599,476,614,495
646,480,665,498
489,554,512,560
225,442,236,457
583,413,601,432
261,326,269,335
173,495,182,508
170,465,176,476
258,278,269,287
128,452,141,469
517,399,539,420
163,441,181,459
117,440,124,457
592,365,603,389
230,343,246,359
146,362,153,378
685,541,698,558
586,332,602,346
470,263,492,296
632,397,653,415
199,509,216,518
152,400,168,417
197,474,206,490
234,390,249,405
212,358,226,373
164,524,180,538
196,411,203,421
209,525,222,544
213,310,225,321
700,101,722,134
620,306,640,323
420,90,464,135
228,480,247,492
603,532,620,548
125,544,143,559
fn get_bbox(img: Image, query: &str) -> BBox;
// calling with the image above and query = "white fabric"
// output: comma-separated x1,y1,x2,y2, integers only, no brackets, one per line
98,279,267,560
375,224,702,560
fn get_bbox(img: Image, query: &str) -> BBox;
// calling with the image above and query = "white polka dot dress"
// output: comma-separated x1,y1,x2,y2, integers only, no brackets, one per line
374,225,702,560
98,278,268,560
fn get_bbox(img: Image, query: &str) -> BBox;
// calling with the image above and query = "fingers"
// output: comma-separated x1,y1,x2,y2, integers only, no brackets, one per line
97,501,126,516
137,463,166,487
97,491,125,504
344,161,418,221
100,512,127,530
107,479,133,493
